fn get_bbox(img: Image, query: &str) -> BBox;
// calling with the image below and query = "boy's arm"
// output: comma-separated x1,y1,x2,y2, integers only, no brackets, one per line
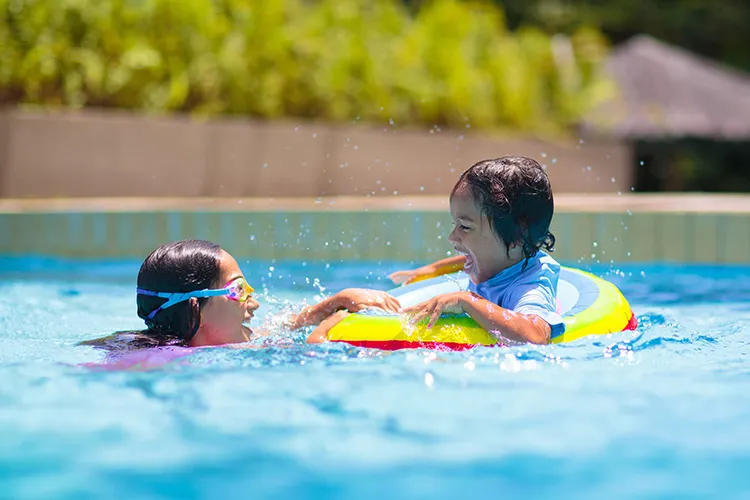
403,291,551,345
460,293,551,344
388,255,466,285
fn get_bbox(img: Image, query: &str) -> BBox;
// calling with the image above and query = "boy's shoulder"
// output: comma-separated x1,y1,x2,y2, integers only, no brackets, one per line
525,251,560,278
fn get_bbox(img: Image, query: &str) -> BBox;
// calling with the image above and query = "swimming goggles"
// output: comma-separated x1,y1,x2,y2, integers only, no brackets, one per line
137,277,255,320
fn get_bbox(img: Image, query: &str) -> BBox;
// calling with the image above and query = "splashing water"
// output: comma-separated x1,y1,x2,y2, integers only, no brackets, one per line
1,258,750,498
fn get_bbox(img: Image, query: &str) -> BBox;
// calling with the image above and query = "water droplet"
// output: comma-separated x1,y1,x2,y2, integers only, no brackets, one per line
424,372,434,388
312,133,317,138
540,152,547,158
611,177,616,182
420,186,425,191
593,242,598,247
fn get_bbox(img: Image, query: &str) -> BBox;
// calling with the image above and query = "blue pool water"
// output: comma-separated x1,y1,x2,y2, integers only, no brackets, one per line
1,257,750,499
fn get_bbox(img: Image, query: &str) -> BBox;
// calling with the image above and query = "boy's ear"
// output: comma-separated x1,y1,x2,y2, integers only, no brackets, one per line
506,240,522,251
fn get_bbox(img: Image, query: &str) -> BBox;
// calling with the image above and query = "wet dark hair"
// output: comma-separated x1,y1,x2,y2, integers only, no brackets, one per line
135,239,223,345
451,156,556,269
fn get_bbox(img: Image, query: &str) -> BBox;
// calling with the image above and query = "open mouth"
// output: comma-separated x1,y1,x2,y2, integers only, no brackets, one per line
456,249,475,275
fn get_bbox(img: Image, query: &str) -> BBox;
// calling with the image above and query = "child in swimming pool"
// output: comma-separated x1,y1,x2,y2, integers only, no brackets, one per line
394,156,563,344
83,239,400,350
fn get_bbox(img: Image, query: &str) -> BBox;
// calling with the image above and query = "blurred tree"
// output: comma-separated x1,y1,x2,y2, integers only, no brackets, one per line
0,0,611,135
476,0,750,192
494,0,750,72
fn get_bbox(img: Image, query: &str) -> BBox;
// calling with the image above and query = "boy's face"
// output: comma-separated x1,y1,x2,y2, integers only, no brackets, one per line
448,186,523,284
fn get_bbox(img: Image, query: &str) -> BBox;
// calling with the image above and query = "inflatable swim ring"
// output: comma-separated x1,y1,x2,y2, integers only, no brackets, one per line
327,267,637,350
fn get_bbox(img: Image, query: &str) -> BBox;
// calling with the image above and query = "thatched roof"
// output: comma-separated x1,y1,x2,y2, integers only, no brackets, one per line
580,35,750,140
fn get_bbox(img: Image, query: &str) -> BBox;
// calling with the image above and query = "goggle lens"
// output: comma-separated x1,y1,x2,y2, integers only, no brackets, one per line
226,278,254,302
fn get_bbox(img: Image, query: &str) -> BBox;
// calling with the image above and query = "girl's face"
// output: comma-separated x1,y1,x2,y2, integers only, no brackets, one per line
448,185,523,284
191,250,260,347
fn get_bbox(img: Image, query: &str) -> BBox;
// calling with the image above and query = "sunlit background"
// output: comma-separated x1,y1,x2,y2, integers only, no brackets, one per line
2,2,750,499
2,0,749,194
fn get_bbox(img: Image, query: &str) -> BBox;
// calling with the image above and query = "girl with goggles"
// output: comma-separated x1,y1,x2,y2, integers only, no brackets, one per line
84,239,400,350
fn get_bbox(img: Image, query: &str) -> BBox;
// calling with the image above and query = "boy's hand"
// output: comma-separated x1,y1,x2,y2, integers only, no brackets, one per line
335,288,401,313
388,257,466,285
387,269,421,285
403,292,470,328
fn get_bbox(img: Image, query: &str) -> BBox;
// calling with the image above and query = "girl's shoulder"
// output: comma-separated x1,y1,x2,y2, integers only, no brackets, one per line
79,331,182,351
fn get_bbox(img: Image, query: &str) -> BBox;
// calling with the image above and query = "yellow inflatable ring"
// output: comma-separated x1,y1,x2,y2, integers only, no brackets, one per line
327,267,638,350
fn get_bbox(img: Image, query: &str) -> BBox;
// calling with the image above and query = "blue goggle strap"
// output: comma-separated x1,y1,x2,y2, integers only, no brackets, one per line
137,288,229,320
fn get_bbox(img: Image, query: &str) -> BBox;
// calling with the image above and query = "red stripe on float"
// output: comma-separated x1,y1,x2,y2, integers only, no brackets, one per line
336,339,481,351
336,311,639,351
624,311,638,331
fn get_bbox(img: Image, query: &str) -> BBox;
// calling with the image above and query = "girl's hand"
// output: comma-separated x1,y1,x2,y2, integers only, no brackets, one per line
306,310,349,344
402,292,470,328
334,288,401,313
289,289,401,331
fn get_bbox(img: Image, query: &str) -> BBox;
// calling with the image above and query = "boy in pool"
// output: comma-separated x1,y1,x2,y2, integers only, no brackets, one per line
392,156,563,345
83,239,400,350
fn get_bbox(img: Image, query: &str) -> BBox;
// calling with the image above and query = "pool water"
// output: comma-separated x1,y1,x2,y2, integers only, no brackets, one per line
1,258,750,499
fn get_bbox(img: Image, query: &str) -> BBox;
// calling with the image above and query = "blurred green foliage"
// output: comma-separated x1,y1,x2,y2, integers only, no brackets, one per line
0,0,611,132
495,0,750,74
480,0,750,192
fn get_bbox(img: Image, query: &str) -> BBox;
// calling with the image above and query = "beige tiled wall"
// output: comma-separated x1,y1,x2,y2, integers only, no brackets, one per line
0,109,631,198
1,208,748,263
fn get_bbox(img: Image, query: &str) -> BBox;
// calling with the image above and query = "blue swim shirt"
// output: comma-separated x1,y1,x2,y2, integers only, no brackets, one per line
467,251,565,339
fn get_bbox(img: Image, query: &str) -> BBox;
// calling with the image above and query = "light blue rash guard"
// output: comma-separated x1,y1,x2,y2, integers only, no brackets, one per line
467,251,565,338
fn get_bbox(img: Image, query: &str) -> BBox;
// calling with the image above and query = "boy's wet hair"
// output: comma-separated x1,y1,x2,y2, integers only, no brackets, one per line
136,239,223,344
452,156,556,267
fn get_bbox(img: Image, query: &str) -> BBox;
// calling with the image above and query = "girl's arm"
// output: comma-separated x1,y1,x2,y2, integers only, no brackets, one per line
305,310,350,344
403,291,551,345
288,288,400,330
